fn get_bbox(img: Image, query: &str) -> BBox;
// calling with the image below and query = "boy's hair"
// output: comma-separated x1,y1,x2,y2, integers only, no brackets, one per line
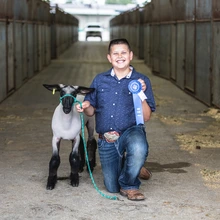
108,38,131,54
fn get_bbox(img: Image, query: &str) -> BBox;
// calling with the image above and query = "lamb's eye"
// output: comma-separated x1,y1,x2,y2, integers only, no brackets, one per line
60,91,65,97
71,91,77,97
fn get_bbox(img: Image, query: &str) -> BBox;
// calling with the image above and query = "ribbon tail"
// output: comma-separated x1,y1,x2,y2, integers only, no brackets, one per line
133,93,144,125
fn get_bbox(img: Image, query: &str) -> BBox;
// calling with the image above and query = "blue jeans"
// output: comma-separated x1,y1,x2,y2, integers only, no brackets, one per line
97,125,149,193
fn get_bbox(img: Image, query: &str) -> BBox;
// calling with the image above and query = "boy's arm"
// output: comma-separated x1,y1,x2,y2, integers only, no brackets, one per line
76,101,95,116
142,101,152,122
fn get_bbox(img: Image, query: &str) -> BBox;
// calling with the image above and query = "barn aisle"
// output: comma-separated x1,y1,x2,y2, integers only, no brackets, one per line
0,41,219,220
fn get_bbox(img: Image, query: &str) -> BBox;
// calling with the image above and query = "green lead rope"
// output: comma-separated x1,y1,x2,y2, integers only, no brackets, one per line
77,100,118,201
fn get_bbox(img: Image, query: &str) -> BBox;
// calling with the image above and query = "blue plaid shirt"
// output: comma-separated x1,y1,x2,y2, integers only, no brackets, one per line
85,67,156,134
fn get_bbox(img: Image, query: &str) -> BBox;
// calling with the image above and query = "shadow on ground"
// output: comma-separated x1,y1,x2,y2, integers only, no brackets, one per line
145,162,191,173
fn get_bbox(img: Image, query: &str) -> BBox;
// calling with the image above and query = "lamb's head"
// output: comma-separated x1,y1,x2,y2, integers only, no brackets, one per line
43,84,95,114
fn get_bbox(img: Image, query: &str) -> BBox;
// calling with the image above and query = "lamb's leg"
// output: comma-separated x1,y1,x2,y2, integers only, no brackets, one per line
79,135,85,172
86,138,97,172
85,116,95,140
46,137,61,190
69,135,80,187
85,117,97,172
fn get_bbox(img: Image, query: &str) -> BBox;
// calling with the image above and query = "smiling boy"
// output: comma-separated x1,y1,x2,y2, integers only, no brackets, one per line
76,38,156,201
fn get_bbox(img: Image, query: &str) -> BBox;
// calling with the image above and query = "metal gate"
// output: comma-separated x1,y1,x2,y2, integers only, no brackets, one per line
110,0,220,108
0,0,79,103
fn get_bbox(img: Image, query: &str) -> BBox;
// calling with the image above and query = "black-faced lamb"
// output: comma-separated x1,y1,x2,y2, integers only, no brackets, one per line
43,84,96,190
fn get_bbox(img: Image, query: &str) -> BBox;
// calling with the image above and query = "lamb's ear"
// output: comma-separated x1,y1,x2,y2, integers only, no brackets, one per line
43,84,61,92
77,86,95,95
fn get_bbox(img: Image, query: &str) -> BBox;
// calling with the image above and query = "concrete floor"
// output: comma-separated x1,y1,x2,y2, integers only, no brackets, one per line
0,41,219,220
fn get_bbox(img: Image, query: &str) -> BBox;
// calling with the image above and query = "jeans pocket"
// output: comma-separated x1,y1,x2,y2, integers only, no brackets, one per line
98,139,105,149
114,140,124,158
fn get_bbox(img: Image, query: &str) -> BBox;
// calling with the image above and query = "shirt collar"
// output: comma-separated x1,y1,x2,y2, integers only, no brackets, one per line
110,66,133,79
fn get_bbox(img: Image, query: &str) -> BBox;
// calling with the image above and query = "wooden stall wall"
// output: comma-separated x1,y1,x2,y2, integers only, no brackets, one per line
0,0,78,103
110,0,220,108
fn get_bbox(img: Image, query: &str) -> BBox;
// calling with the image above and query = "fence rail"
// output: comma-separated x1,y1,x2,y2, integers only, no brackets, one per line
110,0,220,108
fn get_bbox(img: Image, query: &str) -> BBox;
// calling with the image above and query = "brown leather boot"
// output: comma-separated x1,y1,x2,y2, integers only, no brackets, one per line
139,167,152,180
120,189,145,201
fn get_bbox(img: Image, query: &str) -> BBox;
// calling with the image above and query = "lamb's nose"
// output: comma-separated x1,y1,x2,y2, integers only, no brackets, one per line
63,107,71,114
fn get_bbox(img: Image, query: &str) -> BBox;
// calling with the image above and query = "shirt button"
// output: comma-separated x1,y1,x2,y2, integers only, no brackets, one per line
110,128,113,130
113,103,115,106
118,82,120,84
115,92,118,94
111,115,113,118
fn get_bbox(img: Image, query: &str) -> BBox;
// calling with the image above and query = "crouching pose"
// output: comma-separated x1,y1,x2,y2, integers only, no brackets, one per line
76,39,156,201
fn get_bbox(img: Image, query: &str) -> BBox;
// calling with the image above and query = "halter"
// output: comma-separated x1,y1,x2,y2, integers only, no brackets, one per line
59,94,78,106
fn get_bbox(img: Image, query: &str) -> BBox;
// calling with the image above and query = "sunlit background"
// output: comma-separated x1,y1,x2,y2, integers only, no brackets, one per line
47,0,151,41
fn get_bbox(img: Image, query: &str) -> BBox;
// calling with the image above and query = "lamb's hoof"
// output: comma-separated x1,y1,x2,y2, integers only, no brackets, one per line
79,167,84,173
70,173,79,187
87,160,95,173
79,162,84,173
46,175,57,190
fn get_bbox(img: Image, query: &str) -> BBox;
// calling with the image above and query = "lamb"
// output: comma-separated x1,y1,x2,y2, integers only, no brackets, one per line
43,84,96,190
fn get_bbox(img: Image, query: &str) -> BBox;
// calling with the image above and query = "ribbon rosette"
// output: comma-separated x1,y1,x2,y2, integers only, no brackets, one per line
128,80,145,125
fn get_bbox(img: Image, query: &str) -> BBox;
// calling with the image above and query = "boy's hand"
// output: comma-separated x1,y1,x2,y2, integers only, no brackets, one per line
76,101,91,112
138,78,146,92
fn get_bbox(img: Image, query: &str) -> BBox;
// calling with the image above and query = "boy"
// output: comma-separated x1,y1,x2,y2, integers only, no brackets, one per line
76,38,156,201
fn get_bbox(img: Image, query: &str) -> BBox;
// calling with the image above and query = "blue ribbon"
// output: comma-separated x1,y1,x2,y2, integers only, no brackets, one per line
128,80,144,125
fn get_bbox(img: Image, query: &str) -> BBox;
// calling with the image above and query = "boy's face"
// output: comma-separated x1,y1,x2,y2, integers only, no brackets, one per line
107,44,133,70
